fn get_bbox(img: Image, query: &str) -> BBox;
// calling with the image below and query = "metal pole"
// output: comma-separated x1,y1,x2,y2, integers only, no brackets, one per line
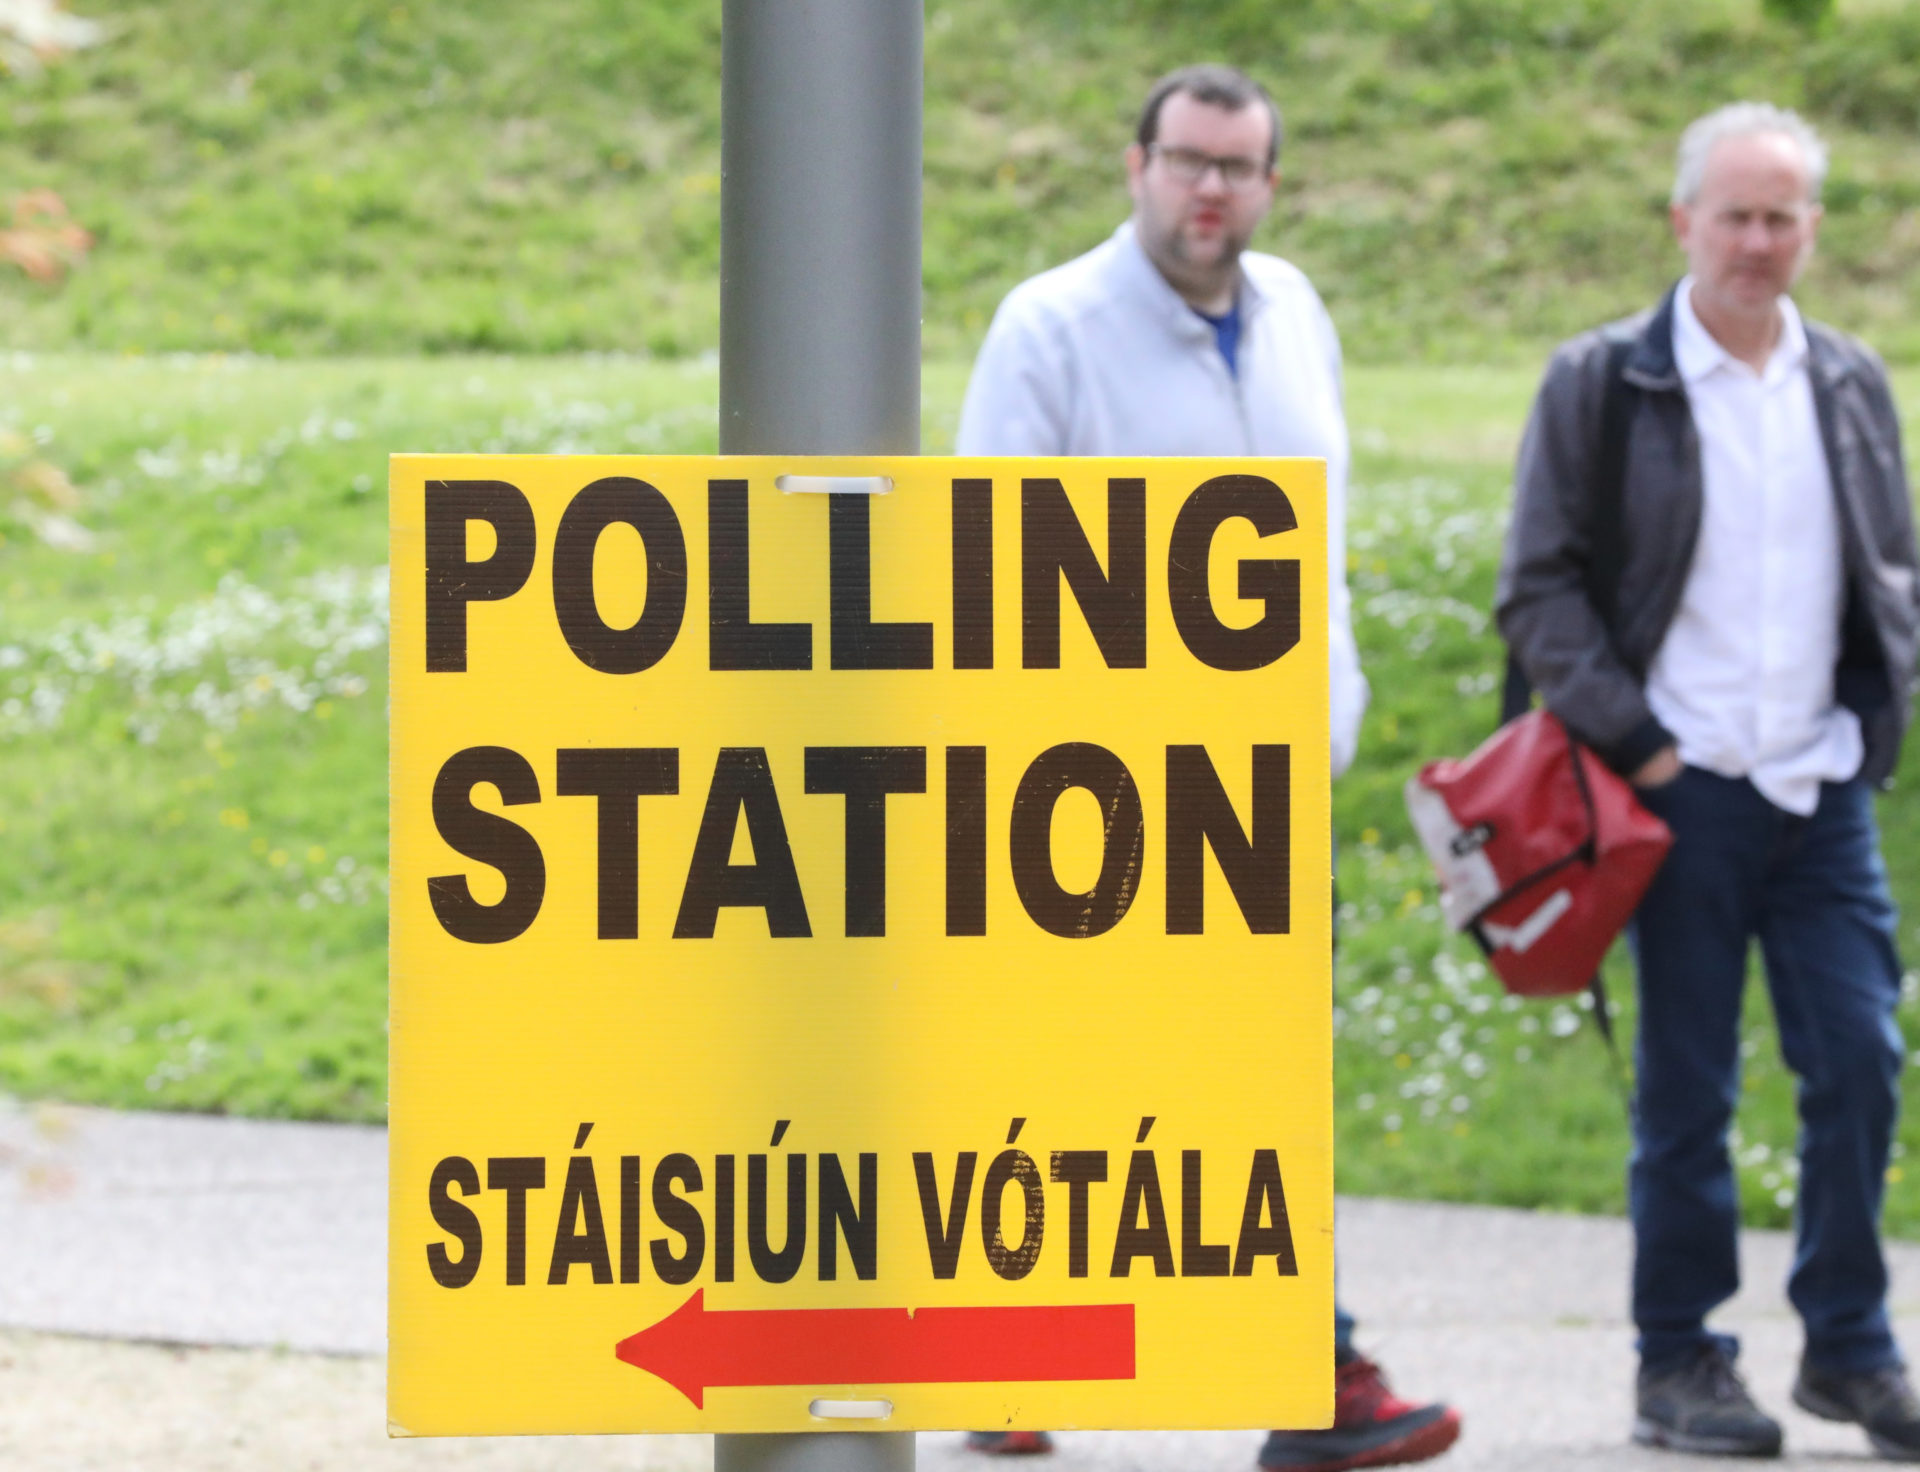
717,3,921,1470
717,1432,916,1472
720,0,922,457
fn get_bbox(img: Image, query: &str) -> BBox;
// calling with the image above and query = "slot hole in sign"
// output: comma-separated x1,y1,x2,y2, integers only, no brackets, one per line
809,1398,894,1421
775,476,893,496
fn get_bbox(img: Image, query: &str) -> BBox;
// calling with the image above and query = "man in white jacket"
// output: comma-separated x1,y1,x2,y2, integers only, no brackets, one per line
955,65,1460,1472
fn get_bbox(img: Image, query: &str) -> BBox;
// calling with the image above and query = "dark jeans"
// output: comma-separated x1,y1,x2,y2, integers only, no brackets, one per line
1629,768,1905,1374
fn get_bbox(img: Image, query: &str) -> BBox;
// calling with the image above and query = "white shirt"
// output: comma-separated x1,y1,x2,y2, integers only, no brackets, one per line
955,223,1369,777
1644,278,1860,815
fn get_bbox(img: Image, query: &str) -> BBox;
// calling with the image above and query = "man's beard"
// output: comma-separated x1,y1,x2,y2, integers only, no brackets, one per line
1167,221,1246,271
1138,204,1245,286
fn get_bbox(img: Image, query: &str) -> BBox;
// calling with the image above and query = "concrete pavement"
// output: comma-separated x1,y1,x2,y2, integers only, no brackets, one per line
4,1099,1917,1469
0,1100,384,1353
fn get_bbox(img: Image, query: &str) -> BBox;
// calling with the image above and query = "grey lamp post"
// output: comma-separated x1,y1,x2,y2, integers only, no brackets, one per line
715,3,921,1471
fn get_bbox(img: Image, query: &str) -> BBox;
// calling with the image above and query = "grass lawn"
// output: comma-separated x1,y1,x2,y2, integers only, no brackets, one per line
1,0,1917,363
4,353,1920,1234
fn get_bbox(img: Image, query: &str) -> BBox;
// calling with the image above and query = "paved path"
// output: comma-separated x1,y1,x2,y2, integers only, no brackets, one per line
4,1101,1918,1469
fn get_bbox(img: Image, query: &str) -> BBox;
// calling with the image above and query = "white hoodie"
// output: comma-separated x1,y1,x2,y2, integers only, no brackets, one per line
956,222,1370,777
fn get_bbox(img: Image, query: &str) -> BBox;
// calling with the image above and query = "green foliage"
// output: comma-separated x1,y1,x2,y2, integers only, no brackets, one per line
1805,5,1920,131
7,356,1920,1240
1,0,725,357
1762,0,1833,29
1,0,1917,361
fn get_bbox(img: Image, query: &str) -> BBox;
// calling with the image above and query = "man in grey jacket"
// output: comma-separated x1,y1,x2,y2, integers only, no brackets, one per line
958,64,1459,1472
1499,103,1920,1460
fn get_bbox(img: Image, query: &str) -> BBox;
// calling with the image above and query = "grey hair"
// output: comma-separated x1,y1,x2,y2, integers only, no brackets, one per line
1672,102,1828,206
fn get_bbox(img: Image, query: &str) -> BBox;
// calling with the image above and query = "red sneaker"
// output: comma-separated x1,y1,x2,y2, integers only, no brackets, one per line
965,1431,1055,1456
1257,1356,1461,1472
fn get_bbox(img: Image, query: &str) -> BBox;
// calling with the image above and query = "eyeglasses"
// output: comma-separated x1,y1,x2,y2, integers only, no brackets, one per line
1147,144,1269,190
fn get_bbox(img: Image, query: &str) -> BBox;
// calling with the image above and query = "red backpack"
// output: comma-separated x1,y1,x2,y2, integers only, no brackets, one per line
1405,707,1671,997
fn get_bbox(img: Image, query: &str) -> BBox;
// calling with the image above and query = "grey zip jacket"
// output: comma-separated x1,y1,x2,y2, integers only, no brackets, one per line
956,223,1369,776
1497,284,1919,785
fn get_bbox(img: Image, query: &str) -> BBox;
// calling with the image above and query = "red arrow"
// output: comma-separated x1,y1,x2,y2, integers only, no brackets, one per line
614,1290,1136,1408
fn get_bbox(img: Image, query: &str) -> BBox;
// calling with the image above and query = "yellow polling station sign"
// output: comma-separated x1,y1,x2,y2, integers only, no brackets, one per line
387,455,1333,1437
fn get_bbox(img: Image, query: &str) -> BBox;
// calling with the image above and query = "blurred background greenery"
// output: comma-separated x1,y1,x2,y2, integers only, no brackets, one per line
3,0,1920,1231
0,0,1915,361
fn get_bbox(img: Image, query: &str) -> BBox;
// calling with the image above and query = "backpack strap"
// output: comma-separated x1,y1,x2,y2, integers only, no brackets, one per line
1587,971,1634,1117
